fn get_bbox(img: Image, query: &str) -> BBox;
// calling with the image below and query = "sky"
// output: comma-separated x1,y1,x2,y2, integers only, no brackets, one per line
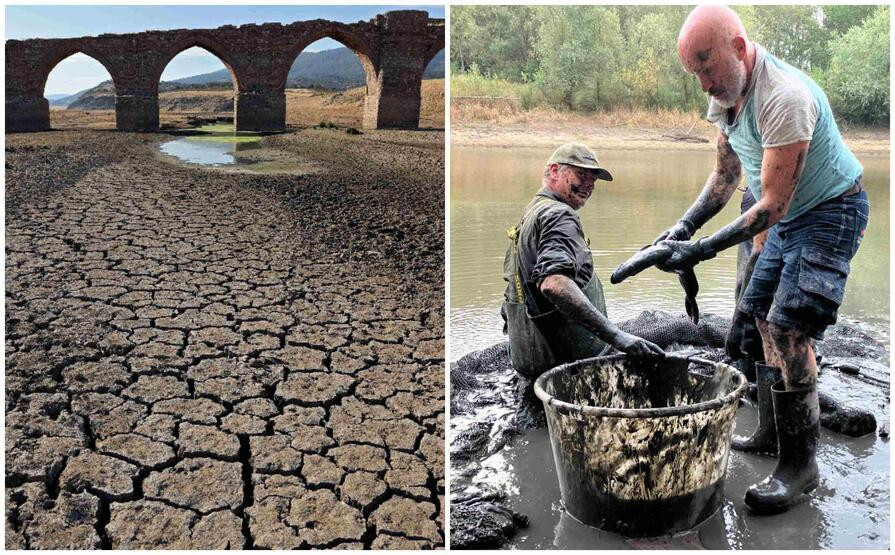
6,5,444,96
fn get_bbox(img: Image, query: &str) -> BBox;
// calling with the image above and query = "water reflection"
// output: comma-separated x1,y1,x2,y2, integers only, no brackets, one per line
160,137,260,166
451,146,890,360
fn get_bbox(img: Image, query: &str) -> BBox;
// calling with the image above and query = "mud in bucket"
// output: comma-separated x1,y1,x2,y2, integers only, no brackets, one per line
534,353,746,537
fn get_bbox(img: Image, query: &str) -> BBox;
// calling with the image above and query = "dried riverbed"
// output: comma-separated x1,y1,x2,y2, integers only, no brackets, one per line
5,127,445,549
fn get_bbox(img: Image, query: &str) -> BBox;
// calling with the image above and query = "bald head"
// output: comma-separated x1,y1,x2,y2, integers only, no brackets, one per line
678,5,753,108
678,5,747,65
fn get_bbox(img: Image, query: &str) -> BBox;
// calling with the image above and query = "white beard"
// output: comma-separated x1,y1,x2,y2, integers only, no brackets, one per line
714,61,747,109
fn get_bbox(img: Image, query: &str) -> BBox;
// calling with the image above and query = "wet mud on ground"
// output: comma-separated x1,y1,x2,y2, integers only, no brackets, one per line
6,127,445,549
450,319,889,549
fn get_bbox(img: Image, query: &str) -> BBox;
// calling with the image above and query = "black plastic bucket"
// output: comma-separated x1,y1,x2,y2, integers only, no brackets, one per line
534,353,746,537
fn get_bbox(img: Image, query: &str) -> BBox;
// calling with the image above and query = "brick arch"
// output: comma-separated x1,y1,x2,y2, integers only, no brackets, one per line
423,44,444,73
152,34,241,94
37,42,120,97
277,26,378,92
8,10,437,132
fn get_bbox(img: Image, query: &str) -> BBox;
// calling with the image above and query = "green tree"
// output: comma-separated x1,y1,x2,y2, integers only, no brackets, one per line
534,6,622,110
822,5,878,37
450,7,476,73
621,8,702,110
449,6,539,80
737,6,829,71
823,6,890,124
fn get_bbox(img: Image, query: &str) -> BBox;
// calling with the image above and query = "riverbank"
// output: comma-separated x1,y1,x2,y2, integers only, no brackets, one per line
450,114,889,154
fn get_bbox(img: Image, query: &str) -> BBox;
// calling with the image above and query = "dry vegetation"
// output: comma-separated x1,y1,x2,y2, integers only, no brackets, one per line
450,97,889,153
49,79,444,130
451,98,716,135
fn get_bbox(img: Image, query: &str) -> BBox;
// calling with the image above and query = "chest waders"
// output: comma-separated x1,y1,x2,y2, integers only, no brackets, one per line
503,197,611,379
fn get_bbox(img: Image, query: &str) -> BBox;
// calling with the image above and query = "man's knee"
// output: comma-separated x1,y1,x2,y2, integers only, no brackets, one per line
767,321,809,346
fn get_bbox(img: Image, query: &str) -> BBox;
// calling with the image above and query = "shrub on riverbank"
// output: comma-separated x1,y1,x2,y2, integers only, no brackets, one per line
452,5,890,125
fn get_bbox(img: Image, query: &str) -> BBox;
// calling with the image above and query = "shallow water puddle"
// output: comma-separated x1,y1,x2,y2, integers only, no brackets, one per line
159,124,262,166
491,403,889,549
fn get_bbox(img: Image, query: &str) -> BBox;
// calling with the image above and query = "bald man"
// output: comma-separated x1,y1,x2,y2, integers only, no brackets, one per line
643,6,868,514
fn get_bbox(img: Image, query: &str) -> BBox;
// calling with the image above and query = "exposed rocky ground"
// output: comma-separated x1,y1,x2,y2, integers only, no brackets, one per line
5,127,445,548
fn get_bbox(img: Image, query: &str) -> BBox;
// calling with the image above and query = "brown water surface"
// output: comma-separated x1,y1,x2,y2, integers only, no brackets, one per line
450,146,889,360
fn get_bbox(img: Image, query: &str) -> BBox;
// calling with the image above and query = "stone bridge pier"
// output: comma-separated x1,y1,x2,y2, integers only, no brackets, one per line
5,10,444,133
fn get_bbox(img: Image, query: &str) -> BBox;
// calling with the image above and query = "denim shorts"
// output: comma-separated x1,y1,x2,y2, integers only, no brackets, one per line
739,189,869,340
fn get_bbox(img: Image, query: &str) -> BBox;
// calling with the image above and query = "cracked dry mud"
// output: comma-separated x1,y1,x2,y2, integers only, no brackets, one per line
5,128,445,549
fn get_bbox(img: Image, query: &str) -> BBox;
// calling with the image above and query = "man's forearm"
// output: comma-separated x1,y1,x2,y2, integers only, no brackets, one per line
704,200,778,254
680,135,742,230
539,274,620,343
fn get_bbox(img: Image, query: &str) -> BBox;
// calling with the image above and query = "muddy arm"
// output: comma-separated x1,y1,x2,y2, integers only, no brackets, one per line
704,142,808,254
540,274,664,356
674,131,743,234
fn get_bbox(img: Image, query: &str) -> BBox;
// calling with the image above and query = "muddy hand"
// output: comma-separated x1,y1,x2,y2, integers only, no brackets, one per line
610,243,673,284
613,332,665,357
652,219,694,245
655,238,716,272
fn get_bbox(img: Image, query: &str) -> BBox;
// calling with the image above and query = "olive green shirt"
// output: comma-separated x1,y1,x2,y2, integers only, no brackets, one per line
514,188,594,317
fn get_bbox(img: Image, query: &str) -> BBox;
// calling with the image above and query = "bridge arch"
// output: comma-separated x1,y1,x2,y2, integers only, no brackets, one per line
37,42,120,98
153,34,242,94
6,11,441,133
278,25,377,93
423,44,444,72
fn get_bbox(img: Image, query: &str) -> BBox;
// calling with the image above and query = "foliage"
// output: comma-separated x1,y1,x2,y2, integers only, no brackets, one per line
822,6,890,124
451,6,540,80
735,6,830,71
452,5,890,124
534,6,623,110
822,5,878,37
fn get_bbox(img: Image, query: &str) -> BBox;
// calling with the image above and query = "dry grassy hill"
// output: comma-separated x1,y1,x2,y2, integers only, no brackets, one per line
50,80,444,130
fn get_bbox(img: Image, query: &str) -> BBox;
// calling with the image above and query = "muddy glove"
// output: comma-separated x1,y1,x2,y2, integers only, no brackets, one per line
652,219,696,245
725,309,751,359
656,238,716,272
611,331,665,357
726,309,765,361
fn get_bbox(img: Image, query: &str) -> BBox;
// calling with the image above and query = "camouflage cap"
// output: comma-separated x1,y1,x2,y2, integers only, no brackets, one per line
546,143,613,181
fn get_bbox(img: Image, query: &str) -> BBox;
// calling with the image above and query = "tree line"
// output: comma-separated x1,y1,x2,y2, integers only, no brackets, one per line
451,5,889,124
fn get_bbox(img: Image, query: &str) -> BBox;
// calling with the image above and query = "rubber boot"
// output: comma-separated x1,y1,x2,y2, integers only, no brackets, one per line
730,363,782,455
744,381,820,514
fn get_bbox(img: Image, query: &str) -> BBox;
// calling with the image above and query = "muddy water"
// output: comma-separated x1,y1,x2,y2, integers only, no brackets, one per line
450,145,890,549
158,124,319,175
159,124,262,166
450,147,890,361
160,137,260,165
466,367,889,549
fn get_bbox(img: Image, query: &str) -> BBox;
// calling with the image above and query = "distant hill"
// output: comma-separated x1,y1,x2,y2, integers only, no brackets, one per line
57,46,445,109
174,47,444,89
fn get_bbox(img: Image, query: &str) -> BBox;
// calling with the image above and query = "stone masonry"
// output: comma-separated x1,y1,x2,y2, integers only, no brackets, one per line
5,10,444,132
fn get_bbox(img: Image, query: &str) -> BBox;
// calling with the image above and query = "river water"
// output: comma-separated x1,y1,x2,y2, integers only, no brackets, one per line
450,146,889,361
449,145,890,549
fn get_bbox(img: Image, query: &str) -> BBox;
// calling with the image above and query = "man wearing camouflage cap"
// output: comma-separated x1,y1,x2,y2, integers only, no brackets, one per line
502,143,664,379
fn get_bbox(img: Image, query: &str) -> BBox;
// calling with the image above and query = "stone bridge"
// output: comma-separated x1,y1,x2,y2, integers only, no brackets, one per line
5,10,444,132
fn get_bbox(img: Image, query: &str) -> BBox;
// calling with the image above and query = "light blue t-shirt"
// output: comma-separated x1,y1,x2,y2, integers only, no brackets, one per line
708,45,863,222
